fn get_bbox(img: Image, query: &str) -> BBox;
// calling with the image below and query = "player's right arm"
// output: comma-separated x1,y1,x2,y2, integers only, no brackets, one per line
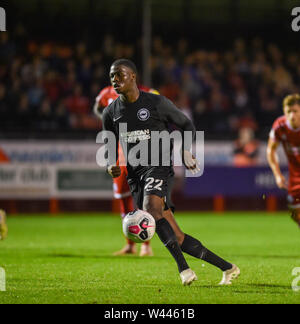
267,138,288,190
93,99,104,120
157,95,199,174
94,88,110,120
94,89,107,120
102,108,121,178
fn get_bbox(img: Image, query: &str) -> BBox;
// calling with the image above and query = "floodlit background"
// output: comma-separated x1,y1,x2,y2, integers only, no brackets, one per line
0,0,299,213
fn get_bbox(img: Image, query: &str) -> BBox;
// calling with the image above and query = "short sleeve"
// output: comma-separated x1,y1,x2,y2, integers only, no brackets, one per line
269,119,281,143
96,89,107,108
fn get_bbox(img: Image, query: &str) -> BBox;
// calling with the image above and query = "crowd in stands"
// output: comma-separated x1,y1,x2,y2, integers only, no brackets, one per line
0,30,299,138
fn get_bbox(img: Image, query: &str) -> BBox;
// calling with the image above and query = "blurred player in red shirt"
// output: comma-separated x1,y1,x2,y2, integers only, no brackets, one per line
267,94,300,228
94,85,159,255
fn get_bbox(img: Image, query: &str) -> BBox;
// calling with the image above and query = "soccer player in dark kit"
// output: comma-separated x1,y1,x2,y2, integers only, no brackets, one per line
102,59,240,286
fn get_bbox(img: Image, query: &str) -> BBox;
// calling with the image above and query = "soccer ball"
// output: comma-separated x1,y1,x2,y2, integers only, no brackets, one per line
123,210,156,243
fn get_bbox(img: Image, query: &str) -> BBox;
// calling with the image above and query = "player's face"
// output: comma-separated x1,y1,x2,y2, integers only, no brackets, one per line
284,104,300,129
109,65,136,94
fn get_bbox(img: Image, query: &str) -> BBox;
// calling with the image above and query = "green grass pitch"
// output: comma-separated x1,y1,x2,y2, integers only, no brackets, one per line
0,212,299,304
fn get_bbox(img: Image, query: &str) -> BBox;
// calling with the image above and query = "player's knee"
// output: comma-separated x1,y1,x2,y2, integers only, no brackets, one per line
176,233,185,246
143,196,164,221
292,209,300,221
145,206,163,221
174,228,185,245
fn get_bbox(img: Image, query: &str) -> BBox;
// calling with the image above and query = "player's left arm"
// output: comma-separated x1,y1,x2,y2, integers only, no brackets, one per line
157,96,199,173
267,138,288,190
94,93,106,120
102,109,121,178
93,100,103,120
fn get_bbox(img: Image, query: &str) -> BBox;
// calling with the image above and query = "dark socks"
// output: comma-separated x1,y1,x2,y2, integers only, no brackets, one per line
181,234,232,271
156,218,189,273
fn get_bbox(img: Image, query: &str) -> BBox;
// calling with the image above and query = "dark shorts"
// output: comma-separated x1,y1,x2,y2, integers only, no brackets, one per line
127,167,175,212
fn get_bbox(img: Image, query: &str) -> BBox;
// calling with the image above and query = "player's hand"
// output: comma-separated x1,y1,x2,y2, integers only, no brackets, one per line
183,151,200,174
107,165,121,178
275,174,288,190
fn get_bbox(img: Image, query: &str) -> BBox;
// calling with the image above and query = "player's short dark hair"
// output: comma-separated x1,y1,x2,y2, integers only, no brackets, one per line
111,59,138,75
283,94,300,110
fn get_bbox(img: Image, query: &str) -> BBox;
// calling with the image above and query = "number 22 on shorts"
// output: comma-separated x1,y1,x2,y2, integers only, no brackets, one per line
292,267,300,292
145,177,163,192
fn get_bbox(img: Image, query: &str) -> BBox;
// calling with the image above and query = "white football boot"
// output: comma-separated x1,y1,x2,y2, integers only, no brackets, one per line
180,268,198,286
219,264,240,285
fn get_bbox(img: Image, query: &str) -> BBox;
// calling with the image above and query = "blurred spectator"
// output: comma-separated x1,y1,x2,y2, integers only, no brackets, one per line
43,71,61,103
233,127,260,167
0,33,16,62
17,94,32,130
175,91,193,121
0,84,8,116
28,79,45,109
1,31,299,137
65,84,89,115
37,99,55,130
54,101,70,130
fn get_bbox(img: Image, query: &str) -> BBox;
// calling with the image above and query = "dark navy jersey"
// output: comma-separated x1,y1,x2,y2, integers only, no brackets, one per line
102,91,195,177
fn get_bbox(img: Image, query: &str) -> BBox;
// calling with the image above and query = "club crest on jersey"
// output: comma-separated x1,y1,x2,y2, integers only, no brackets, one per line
137,108,150,121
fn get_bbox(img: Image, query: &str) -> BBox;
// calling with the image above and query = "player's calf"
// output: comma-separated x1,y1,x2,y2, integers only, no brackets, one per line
291,210,300,228
181,234,233,272
143,195,164,221
163,209,185,245
144,195,193,281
